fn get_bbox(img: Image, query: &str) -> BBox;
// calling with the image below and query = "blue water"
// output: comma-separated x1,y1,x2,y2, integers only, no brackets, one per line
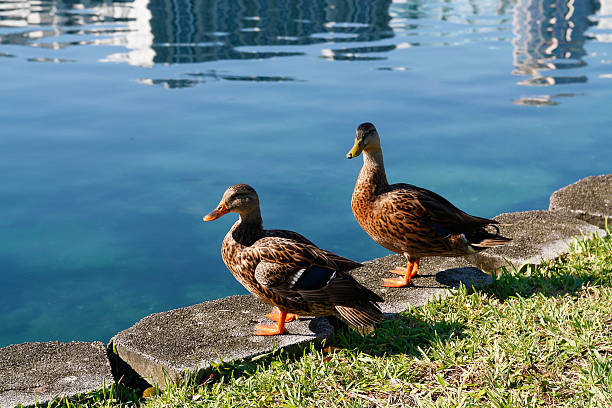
1,0,611,347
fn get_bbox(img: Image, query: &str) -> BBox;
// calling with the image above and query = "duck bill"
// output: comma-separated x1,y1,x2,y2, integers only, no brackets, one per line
203,202,229,221
346,140,364,159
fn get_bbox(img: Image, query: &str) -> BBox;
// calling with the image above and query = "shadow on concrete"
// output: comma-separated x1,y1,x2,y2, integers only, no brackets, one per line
435,267,493,290
106,346,152,393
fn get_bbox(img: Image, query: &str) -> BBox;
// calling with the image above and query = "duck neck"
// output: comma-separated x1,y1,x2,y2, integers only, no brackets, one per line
357,148,389,196
230,208,264,246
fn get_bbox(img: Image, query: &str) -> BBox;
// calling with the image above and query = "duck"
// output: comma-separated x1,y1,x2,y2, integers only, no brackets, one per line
346,122,511,288
203,183,384,335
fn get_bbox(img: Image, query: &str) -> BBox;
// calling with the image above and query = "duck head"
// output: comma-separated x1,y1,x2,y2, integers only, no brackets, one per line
346,122,381,159
203,183,260,221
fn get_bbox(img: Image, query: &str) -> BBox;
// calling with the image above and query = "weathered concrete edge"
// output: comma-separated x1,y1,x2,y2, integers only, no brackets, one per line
0,341,113,408
468,221,607,274
549,208,610,231
468,237,584,274
106,289,450,389
107,317,334,388
548,174,612,230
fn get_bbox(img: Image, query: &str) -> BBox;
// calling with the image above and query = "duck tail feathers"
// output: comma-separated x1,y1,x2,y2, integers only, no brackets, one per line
335,302,384,329
470,225,512,248
471,236,512,249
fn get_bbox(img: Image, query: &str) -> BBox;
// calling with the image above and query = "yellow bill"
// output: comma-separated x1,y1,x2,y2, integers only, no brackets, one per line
346,139,364,159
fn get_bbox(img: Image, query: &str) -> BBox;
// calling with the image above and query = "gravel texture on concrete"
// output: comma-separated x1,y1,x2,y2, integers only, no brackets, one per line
467,210,606,273
549,174,612,229
0,341,113,408
108,256,488,388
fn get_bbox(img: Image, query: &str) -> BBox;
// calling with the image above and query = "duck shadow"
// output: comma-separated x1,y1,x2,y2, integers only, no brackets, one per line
327,314,465,358
434,266,493,289
475,263,595,302
433,260,595,302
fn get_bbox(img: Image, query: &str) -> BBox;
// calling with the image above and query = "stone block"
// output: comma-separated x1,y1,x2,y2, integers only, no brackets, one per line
108,295,334,389
108,257,489,388
0,341,113,408
467,210,606,273
549,174,612,229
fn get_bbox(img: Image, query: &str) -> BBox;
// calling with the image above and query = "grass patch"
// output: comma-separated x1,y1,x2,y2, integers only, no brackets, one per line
37,230,612,407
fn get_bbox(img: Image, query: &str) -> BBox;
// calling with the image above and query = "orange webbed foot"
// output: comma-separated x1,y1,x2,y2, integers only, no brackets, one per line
382,260,420,287
253,323,288,336
254,309,289,335
389,267,409,275
265,308,298,322
382,275,412,288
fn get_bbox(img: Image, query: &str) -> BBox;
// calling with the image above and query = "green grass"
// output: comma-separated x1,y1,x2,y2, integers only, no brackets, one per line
40,229,612,408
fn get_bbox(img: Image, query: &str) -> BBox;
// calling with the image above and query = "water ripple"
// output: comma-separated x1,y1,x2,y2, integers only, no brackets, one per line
0,0,610,94
139,70,300,89
1,0,394,65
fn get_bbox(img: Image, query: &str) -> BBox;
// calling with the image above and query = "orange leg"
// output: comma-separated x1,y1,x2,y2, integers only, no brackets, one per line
383,260,420,287
265,307,298,322
254,309,289,336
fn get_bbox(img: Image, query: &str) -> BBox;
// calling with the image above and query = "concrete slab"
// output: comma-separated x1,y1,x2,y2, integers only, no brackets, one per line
109,257,488,388
0,341,113,408
108,295,334,388
467,210,606,274
549,174,612,229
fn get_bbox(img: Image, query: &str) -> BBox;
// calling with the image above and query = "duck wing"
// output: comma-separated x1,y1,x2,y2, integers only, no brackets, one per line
381,183,495,235
250,237,380,305
265,230,363,270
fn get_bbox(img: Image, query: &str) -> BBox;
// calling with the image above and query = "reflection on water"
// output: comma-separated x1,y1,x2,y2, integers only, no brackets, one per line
593,0,612,43
512,0,602,105
27,56,76,62
138,70,299,89
2,0,610,95
147,0,392,64
0,0,392,66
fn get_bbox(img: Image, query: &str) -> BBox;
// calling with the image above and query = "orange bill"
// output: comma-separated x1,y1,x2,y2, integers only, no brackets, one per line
203,202,228,221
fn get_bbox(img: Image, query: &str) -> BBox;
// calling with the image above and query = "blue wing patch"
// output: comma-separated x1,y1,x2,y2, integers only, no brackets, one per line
293,266,336,290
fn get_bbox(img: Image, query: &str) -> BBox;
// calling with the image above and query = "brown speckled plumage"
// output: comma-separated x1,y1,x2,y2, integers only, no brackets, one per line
347,123,511,286
205,184,384,332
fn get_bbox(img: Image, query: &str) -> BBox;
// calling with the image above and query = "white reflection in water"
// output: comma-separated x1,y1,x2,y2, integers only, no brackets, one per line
512,0,598,86
593,0,612,42
98,0,154,67
1,0,394,65
3,0,610,90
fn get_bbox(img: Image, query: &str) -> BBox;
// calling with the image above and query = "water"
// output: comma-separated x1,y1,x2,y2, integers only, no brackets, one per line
1,0,610,347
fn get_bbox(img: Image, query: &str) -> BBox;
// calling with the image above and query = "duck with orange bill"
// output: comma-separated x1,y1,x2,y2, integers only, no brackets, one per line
203,183,384,336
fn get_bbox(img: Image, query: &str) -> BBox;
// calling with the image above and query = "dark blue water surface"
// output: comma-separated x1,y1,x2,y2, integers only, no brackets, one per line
1,0,611,346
